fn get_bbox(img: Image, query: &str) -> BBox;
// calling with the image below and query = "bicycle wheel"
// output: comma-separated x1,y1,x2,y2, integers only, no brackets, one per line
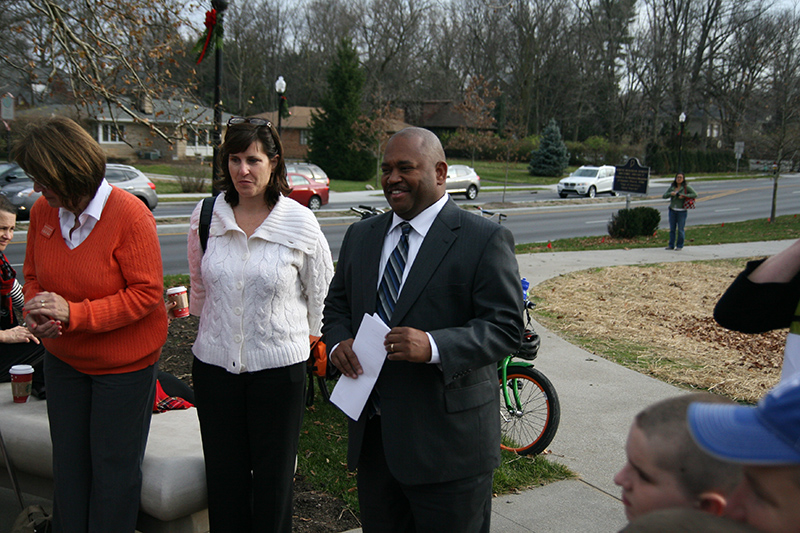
499,366,560,456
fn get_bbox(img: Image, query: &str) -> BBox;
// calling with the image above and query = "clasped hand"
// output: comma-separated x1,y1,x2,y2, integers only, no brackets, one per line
330,326,432,379
23,291,68,338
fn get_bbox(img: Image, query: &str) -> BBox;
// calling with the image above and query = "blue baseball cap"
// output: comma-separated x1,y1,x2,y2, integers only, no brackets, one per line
688,375,800,465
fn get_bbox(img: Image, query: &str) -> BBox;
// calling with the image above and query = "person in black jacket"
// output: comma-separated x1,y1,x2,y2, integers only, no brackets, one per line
714,238,800,382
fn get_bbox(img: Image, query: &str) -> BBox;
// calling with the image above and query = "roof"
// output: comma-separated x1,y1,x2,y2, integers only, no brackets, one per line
254,106,317,129
13,98,229,127
254,106,412,132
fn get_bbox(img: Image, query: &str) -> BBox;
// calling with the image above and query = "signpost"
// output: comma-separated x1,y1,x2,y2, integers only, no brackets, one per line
734,142,745,174
613,158,650,210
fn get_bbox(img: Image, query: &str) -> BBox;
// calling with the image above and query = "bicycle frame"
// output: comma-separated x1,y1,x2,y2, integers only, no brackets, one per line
499,357,533,413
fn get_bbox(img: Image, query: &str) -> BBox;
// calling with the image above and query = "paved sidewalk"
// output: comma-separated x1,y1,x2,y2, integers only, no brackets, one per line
1,241,790,532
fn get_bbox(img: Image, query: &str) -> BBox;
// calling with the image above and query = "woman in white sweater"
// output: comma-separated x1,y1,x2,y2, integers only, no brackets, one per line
187,117,333,532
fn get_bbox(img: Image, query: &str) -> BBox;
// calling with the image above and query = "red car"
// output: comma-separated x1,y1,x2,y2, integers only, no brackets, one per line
287,172,329,210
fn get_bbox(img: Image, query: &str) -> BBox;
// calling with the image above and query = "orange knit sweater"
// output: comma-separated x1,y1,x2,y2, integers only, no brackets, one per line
23,188,167,374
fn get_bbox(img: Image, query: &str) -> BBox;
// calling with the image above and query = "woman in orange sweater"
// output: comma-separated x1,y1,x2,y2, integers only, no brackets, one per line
13,117,167,532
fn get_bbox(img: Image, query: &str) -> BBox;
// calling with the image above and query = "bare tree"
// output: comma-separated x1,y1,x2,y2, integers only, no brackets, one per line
760,9,800,221
2,0,195,142
447,75,500,165
356,0,433,101
351,101,405,186
707,1,773,149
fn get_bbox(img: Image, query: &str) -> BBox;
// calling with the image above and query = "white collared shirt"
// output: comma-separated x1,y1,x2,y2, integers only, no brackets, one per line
377,193,449,291
59,179,112,249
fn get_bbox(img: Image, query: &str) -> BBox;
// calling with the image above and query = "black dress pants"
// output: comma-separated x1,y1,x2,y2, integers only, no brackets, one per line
192,357,306,533
45,352,157,533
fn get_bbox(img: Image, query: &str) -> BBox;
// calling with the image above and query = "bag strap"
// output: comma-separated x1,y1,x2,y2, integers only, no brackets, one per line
199,196,215,254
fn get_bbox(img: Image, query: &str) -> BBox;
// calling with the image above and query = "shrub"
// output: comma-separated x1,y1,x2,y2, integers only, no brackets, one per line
176,165,209,193
607,206,661,238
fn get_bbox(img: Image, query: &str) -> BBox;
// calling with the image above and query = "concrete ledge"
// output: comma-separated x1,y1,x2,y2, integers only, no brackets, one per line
0,383,209,532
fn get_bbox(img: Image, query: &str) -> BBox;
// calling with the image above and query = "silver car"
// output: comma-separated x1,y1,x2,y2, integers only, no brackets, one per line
446,164,481,200
0,163,158,220
285,163,329,185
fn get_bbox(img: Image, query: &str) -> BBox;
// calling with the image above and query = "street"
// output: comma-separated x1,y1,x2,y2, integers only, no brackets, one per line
5,175,800,276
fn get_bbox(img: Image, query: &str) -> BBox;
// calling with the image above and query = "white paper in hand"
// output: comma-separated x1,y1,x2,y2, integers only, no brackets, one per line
330,313,390,420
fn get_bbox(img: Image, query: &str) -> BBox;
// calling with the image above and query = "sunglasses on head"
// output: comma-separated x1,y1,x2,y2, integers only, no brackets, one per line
227,117,272,128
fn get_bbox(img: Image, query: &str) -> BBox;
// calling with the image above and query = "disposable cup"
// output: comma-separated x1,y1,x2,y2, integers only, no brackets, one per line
9,364,34,403
167,286,190,318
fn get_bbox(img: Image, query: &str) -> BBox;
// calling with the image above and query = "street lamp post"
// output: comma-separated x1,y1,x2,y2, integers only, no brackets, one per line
275,76,286,136
211,0,228,193
678,112,686,173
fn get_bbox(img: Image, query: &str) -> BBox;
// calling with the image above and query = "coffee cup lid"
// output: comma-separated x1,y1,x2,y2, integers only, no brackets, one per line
10,365,34,375
166,286,187,295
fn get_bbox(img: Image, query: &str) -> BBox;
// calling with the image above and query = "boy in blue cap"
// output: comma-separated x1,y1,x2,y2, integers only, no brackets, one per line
689,375,800,533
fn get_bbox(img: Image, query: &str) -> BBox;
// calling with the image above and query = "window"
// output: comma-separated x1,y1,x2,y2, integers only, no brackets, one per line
300,129,309,146
188,128,210,147
99,123,125,143
289,174,310,187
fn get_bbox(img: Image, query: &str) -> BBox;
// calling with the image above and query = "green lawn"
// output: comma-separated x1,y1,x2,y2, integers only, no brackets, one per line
517,214,800,254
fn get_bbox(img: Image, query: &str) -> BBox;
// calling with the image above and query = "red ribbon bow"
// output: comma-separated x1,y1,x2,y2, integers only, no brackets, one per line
197,9,218,64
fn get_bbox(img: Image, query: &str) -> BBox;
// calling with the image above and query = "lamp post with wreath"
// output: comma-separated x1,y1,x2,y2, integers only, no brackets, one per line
194,0,228,188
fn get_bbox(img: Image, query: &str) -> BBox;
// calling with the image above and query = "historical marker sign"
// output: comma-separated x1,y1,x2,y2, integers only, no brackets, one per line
614,158,650,195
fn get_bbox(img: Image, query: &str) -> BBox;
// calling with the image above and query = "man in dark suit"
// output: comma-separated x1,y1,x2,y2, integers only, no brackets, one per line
322,127,523,532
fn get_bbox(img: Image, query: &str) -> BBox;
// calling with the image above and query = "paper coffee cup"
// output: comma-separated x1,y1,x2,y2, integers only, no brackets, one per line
9,364,34,403
167,286,190,318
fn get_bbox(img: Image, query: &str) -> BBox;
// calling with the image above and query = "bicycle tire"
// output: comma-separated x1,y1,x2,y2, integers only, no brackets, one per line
499,366,560,456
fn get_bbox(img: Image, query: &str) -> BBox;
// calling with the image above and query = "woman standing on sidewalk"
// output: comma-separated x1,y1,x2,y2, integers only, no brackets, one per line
662,173,697,250
188,117,333,532
14,116,167,532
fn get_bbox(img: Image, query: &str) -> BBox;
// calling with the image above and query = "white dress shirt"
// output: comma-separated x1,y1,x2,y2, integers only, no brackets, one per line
59,179,112,249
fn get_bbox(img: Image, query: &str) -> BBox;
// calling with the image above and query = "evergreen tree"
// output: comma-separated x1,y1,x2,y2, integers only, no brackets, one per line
308,38,374,182
529,119,569,177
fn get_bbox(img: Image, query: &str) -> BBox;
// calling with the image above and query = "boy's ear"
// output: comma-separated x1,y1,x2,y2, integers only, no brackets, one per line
698,492,727,516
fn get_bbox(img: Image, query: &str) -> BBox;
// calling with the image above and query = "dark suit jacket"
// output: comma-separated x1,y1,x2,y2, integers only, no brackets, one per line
322,198,523,485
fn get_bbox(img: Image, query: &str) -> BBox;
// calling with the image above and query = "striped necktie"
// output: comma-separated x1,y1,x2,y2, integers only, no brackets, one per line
377,222,411,324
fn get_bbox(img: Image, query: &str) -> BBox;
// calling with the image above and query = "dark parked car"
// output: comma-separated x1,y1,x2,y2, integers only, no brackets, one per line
287,172,329,210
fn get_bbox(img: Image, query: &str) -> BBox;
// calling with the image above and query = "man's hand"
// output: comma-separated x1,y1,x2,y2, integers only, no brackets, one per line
330,338,363,379
385,327,431,363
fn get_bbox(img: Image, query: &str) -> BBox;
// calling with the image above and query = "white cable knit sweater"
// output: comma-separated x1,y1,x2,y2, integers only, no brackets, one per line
188,195,334,374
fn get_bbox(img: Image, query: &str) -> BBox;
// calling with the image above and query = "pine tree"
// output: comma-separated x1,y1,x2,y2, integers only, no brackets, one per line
308,38,374,182
528,119,569,177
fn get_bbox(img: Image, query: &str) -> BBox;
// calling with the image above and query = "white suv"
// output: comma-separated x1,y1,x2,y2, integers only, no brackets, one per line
557,165,617,198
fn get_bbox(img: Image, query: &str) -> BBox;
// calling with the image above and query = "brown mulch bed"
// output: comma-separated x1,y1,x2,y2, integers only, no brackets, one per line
534,258,785,403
